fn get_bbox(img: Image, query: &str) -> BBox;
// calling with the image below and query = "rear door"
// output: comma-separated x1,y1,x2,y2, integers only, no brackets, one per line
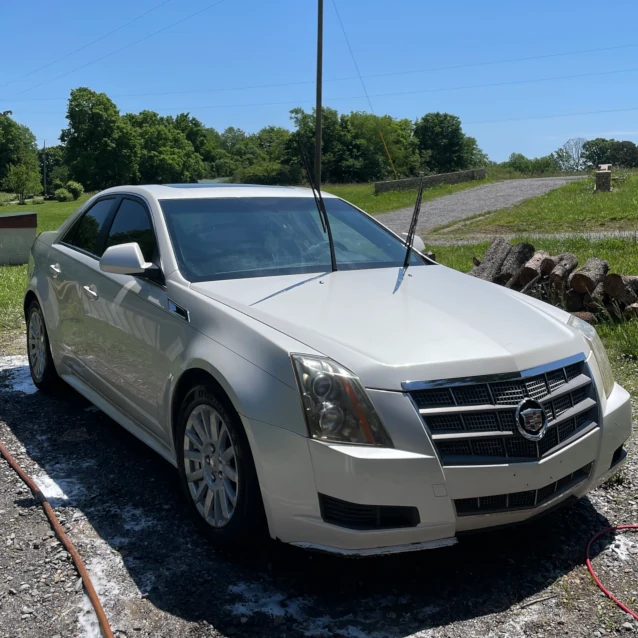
46,197,119,378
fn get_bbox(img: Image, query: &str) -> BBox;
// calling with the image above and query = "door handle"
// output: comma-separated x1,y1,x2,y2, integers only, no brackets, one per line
82,285,99,300
49,263,61,278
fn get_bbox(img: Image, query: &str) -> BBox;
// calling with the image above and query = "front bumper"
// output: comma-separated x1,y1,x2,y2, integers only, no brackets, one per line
243,373,632,556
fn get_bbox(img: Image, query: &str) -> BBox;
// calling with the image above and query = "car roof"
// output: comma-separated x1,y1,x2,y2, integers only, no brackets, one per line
97,184,339,200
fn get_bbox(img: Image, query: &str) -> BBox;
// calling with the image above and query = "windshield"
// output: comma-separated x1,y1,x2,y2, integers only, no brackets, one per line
160,196,426,282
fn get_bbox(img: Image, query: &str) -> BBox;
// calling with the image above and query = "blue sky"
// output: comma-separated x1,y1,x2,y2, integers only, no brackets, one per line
2,0,638,162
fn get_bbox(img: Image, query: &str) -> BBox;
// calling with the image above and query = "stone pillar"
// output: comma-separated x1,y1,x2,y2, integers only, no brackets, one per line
596,170,612,192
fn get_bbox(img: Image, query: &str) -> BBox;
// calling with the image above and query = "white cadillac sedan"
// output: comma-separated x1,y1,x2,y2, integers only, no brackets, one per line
25,184,631,556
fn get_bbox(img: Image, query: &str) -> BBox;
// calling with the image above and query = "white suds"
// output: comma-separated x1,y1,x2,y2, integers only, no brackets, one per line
0,355,36,394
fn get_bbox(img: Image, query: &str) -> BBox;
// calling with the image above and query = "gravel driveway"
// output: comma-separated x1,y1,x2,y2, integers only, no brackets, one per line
1,342,638,637
376,177,584,235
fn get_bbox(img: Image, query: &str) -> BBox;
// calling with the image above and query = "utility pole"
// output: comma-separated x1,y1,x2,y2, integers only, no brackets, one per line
42,141,47,198
314,0,323,189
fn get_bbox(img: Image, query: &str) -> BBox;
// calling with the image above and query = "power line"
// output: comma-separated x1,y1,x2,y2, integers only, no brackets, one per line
363,42,638,80
8,0,229,98
15,101,638,130
0,0,174,91
330,0,374,113
467,105,638,125
330,0,398,179
3,40,638,103
369,66,638,99
17,65,638,114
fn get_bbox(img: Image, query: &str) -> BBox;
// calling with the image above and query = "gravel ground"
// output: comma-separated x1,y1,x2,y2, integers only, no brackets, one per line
376,177,584,235
1,340,638,638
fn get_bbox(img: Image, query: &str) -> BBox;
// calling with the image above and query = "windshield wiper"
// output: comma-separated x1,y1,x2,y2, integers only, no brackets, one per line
402,174,425,271
297,140,337,272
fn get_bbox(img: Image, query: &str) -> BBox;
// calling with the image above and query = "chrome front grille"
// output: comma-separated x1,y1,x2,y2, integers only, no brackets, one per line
406,355,598,466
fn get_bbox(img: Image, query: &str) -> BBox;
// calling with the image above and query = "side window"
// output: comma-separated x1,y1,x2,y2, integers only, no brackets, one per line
106,198,158,263
64,198,115,256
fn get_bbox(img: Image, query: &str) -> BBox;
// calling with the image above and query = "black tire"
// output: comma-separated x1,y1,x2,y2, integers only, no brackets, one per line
26,301,61,393
176,383,266,547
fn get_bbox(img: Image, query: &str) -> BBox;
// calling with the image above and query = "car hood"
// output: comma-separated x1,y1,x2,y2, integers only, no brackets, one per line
191,265,587,390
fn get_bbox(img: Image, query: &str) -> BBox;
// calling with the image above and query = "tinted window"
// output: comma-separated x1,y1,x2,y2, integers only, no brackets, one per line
106,199,157,262
65,199,115,256
160,197,424,282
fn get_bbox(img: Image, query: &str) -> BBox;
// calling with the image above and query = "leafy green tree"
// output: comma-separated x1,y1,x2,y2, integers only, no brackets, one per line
414,113,468,173
506,153,532,173
582,138,615,168
284,107,366,183
3,164,42,203
611,140,638,168
38,144,67,194
173,114,219,174
0,116,38,185
125,110,205,183
61,88,140,189
462,136,489,168
255,126,290,162
348,112,420,180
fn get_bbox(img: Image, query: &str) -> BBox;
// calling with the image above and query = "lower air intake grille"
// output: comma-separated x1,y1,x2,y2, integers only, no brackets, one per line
319,494,420,530
454,463,593,517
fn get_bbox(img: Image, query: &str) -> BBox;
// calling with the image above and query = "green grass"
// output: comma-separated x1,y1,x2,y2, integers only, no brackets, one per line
432,175,638,236
324,179,490,215
0,195,91,333
0,264,27,332
0,194,90,233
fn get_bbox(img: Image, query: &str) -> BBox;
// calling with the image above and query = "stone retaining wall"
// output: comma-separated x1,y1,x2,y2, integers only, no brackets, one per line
374,168,487,194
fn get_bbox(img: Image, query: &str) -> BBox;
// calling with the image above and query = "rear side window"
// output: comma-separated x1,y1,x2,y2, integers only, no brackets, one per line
64,198,115,256
106,199,157,262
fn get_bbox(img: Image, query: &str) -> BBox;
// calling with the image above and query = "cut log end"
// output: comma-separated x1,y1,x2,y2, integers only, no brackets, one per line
569,257,609,294
520,251,550,286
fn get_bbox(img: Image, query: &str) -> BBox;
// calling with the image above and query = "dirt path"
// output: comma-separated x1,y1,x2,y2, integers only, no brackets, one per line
376,177,584,235
1,344,638,637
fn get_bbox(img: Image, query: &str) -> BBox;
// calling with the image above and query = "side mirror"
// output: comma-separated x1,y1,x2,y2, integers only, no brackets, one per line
99,243,153,276
401,233,426,253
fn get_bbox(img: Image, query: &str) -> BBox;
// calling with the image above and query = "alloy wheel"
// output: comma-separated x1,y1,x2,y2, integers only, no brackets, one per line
28,310,47,382
183,404,239,528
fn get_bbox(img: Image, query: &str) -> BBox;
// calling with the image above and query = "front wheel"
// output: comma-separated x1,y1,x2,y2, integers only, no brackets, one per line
26,301,61,393
176,384,265,546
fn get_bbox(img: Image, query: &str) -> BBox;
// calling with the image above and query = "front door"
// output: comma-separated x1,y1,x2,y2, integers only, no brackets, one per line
74,196,189,444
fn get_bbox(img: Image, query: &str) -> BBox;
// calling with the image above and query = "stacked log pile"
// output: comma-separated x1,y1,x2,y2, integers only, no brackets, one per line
469,239,637,322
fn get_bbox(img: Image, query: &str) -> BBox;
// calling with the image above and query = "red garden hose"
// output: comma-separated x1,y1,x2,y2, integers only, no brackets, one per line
587,525,638,621
0,440,114,638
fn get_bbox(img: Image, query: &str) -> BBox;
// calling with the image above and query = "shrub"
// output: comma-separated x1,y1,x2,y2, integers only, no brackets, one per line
54,187,73,202
2,164,41,204
52,178,66,191
66,180,84,200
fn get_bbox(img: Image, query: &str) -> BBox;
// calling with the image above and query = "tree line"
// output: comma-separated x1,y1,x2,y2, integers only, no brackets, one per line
1,87,489,197
4,86,636,198
502,136,638,176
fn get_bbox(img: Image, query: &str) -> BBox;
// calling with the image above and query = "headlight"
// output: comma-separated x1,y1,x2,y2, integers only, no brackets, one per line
568,315,615,397
291,354,393,447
